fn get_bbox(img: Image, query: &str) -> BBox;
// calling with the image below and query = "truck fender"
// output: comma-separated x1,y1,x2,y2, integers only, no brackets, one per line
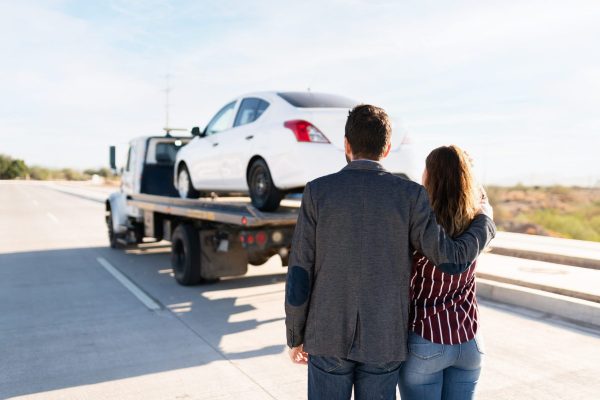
106,192,128,234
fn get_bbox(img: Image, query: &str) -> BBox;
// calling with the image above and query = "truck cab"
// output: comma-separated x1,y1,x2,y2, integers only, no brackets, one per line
107,135,190,247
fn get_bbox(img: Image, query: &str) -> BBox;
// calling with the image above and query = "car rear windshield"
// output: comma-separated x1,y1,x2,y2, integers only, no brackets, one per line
277,92,358,108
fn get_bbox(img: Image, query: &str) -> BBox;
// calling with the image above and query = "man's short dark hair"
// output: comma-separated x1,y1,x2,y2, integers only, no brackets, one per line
345,104,391,160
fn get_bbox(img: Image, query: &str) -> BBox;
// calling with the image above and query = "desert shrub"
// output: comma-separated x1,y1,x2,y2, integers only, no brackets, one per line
0,154,28,179
28,166,52,180
61,168,88,181
528,209,600,242
83,167,114,178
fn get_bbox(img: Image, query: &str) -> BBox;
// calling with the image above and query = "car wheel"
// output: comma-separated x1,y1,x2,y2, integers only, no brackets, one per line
177,164,200,199
248,159,283,212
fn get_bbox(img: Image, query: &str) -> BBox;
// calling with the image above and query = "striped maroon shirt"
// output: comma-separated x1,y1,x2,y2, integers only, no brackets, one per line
409,252,479,344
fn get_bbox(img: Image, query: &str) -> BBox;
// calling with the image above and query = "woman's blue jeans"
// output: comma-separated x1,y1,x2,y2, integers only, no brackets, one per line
398,332,484,400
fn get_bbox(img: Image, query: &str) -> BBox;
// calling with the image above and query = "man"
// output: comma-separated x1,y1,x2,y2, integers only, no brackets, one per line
284,104,496,399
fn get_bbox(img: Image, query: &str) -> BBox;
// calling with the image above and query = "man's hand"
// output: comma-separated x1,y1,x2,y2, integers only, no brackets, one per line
478,187,494,220
288,344,308,365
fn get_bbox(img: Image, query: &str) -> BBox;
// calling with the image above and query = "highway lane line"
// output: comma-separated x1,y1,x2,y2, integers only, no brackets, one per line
96,257,161,311
46,212,59,223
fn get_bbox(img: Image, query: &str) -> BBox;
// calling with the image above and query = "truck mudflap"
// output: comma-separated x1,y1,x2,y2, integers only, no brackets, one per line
199,230,248,280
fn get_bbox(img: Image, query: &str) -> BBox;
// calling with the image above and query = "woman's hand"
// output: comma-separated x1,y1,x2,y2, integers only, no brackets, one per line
478,186,494,220
288,344,309,365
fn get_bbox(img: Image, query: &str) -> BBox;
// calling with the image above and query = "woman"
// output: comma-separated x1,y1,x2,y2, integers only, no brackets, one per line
398,145,485,400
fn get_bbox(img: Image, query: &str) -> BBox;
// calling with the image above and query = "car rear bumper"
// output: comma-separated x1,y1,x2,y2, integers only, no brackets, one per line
268,143,420,191
267,144,346,190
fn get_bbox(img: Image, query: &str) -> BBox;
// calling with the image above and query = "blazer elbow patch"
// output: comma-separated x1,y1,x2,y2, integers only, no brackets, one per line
286,266,310,306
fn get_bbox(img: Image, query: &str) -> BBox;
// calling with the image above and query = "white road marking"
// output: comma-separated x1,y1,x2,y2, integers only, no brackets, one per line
46,212,59,223
96,257,161,311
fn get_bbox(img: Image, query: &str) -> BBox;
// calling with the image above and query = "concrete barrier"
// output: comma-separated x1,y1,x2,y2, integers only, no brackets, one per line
477,278,600,330
490,232,600,270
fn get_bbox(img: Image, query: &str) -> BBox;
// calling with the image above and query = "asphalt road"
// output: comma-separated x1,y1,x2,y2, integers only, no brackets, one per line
1,181,599,399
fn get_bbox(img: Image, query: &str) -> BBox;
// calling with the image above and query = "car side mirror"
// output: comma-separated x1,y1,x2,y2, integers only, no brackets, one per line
109,146,116,170
191,126,203,137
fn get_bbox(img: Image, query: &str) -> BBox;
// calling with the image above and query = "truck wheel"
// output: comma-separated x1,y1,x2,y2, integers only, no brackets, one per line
177,165,200,199
106,208,122,249
248,254,271,266
134,223,145,244
248,159,283,212
171,224,203,286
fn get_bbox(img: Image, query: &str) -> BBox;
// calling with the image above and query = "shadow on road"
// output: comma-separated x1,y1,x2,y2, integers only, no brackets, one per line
0,244,287,398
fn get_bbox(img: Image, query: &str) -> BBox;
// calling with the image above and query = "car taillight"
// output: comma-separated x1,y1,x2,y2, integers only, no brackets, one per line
284,120,330,143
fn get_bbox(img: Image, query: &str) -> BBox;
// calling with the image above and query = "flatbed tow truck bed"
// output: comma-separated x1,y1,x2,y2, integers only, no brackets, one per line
128,194,300,227
117,193,300,285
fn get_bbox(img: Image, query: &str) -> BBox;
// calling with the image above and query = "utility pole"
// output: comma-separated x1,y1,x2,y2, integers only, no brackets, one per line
164,74,171,133
162,74,186,136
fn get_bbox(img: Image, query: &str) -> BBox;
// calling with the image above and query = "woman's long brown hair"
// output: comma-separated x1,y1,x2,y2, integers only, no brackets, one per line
424,145,478,238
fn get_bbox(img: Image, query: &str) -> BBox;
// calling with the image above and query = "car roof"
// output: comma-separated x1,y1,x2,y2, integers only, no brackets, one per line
232,91,358,107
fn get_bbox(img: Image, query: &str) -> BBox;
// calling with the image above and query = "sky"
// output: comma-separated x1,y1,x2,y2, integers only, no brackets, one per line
0,0,598,186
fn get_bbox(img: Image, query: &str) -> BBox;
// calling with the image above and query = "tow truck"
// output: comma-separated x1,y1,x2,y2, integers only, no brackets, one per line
106,133,298,286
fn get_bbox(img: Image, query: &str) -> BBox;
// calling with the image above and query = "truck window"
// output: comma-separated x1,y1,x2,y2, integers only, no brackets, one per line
155,142,180,164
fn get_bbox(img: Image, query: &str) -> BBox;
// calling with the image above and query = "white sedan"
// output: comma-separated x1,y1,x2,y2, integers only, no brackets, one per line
175,91,419,211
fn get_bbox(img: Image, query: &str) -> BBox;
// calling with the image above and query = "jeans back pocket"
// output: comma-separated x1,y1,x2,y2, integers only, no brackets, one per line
309,355,345,373
408,342,444,360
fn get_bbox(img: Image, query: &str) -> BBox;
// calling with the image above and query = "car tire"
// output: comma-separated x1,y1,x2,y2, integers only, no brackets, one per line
177,164,200,199
171,224,203,286
248,159,283,212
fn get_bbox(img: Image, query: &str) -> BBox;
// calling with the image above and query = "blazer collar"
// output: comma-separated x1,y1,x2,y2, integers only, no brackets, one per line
342,159,388,172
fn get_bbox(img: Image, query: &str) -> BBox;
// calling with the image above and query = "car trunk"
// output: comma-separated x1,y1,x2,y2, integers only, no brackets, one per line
303,109,406,152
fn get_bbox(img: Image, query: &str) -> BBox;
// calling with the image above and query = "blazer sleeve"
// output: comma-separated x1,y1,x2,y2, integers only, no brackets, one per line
409,186,496,275
285,182,317,348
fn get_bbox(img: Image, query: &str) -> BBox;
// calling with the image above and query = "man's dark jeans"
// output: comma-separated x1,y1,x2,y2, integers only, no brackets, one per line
308,355,401,400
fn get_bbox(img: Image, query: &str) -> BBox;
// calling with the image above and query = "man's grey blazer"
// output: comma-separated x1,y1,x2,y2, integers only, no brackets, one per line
285,160,496,363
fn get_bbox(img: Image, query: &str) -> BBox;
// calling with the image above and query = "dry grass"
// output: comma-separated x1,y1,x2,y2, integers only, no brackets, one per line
486,185,600,242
